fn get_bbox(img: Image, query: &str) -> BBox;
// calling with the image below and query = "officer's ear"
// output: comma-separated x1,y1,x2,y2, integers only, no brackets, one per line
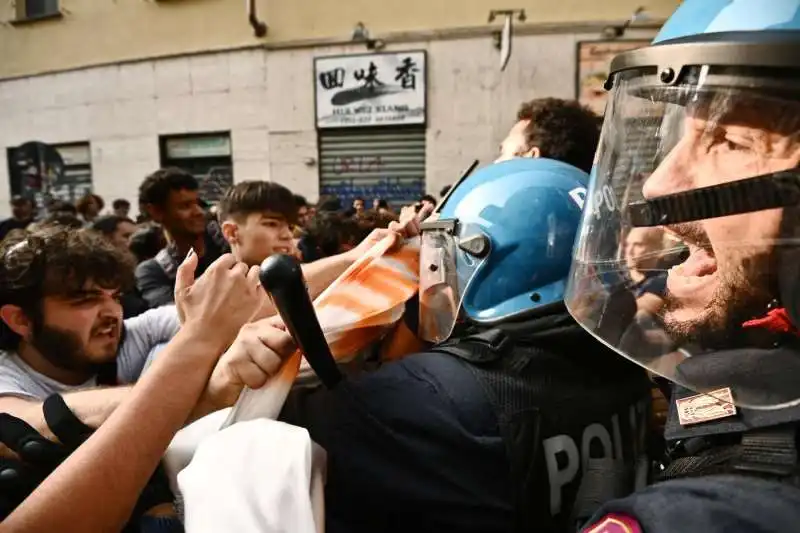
221,220,240,246
523,146,541,159
0,305,31,339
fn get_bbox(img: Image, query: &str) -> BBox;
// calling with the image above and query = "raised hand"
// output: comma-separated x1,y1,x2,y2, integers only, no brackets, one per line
174,251,267,354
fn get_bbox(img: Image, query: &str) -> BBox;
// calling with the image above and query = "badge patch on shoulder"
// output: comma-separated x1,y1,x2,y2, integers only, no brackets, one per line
584,513,642,533
676,387,737,426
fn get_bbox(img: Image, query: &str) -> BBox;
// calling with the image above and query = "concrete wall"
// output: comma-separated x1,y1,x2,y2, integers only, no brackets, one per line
0,0,679,79
0,29,659,217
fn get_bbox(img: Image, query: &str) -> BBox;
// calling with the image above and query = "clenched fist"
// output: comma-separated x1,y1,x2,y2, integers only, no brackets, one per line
201,317,297,409
174,251,267,355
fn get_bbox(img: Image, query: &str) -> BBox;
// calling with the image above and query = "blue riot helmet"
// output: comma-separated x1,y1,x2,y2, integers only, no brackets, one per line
566,0,800,409
418,158,588,344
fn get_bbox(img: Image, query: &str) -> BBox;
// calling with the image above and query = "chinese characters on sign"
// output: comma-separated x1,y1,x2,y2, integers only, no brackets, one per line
315,51,426,128
354,62,383,89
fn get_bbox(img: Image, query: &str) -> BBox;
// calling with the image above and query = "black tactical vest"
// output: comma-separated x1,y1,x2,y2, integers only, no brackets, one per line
430,314,654,533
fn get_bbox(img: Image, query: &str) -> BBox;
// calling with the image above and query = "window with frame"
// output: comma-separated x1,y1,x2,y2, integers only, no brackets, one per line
16,0,60,20
6,141,92,208
159,133,234,204
52,142,94,203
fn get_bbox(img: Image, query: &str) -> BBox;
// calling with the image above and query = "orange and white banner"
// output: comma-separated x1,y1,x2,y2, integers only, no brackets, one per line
224,235,421,425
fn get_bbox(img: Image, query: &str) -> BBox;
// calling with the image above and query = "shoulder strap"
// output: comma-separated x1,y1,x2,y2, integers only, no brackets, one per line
429,328,512,364
570,457,636,532
733,426,799,479
42,394,95,448
662,425,800,485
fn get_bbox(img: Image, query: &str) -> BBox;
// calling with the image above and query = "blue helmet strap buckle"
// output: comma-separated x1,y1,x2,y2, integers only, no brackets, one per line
420,219,490,259
457,234,490,258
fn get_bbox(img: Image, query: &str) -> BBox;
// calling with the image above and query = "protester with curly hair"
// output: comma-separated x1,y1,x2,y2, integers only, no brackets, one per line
496,97,599,172
75,193,105,226
0,226,181,432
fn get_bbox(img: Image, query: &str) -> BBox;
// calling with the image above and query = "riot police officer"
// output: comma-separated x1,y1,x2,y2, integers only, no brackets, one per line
565,1,800,530
222,157,653,533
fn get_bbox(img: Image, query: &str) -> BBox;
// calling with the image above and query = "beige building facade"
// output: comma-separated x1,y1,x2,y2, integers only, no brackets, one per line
0,0,679,217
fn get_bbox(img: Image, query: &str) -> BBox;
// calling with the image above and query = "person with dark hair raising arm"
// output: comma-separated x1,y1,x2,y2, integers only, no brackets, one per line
133,180,407,418
0,249,274,533
214,180,405,318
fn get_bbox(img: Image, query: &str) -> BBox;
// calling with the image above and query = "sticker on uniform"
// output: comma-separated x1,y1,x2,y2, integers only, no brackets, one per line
676,387,737,426
584,513,642,533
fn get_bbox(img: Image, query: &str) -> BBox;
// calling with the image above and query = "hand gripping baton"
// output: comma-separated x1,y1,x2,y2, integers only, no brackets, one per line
259,254,343,389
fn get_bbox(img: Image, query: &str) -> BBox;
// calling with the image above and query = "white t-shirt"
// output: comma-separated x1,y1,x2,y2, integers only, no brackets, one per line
0,305,180,400
177,419,326,533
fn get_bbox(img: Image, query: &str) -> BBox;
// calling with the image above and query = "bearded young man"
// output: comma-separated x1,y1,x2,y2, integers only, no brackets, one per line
0,227,180,437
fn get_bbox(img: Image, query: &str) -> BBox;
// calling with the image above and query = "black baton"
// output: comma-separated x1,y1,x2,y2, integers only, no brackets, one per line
259,254,343,389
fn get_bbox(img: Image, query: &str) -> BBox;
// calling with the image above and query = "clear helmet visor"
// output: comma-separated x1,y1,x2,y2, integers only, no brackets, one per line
566,65,800,410
419,224,488,344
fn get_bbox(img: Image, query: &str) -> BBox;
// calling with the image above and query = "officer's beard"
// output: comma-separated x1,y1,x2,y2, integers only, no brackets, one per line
660,247,777,350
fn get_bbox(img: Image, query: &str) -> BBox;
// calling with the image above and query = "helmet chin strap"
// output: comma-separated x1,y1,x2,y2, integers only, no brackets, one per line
627,169,800,227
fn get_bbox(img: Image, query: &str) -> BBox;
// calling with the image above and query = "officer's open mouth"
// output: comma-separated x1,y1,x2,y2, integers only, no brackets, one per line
672,244,717,278
666,244,718,298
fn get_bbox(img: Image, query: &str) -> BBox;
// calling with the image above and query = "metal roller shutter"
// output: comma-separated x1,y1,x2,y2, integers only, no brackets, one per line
318,127,426,210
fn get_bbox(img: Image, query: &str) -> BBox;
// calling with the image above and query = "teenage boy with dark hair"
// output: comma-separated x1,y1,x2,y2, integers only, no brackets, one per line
217,181,298,267
217,180,395,312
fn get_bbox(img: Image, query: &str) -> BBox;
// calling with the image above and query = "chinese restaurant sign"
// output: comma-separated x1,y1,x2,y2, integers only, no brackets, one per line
315,51,427,129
